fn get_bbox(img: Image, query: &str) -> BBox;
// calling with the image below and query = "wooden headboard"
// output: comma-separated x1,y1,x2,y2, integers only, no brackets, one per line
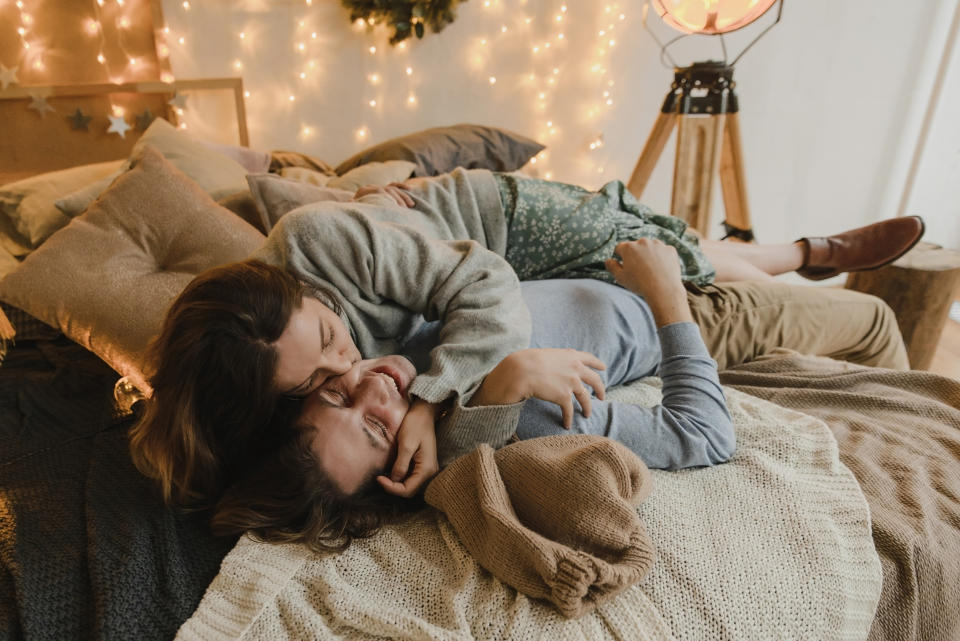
0,78,248,186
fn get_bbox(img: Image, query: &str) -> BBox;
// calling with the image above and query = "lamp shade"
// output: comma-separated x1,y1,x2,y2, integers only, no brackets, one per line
652,0,778,35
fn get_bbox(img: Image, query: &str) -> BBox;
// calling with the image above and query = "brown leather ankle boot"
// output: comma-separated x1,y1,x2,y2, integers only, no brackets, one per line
796,216,925,281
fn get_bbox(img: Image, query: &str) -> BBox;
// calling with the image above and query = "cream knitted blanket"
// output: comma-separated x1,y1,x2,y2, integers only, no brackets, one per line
177,383,882,641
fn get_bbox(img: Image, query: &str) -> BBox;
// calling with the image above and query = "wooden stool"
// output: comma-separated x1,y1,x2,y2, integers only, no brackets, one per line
845,242,960,370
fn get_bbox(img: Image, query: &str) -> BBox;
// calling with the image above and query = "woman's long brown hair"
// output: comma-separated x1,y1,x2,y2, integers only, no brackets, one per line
128,260,305,507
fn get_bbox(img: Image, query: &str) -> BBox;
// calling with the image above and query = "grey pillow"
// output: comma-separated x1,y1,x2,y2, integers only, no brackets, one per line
334,124,545,177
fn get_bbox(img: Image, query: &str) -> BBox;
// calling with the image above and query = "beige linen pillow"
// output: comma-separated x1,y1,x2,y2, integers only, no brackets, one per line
246,173,354,232
55,118,251,217
326,159,416,192
279,166,332,186
200,139,271,174
0,160,125,250
0,146,265,392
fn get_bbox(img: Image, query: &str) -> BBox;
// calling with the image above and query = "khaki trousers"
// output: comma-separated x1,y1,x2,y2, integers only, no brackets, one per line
686,282,909,371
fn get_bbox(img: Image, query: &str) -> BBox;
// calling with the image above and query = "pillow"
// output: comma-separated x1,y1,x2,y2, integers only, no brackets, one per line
0,160,125,249
269,150,337,176
334,124,545,177
0,146,265,392
200,140,272,174
55,118,251,217
218,191,267,234
246,173,353,233
0,207,32,258
326,160,416,192
279,167,332,186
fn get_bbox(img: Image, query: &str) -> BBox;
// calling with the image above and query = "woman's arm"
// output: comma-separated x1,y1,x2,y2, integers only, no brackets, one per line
261,206,532,405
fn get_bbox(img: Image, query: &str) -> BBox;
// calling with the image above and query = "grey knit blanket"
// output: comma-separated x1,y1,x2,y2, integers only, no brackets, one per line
0,339,234,640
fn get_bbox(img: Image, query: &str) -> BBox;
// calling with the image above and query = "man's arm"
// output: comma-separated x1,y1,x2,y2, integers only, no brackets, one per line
436,239,734,469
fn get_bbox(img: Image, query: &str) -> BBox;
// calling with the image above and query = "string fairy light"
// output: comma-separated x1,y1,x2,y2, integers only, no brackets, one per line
147,0,634,187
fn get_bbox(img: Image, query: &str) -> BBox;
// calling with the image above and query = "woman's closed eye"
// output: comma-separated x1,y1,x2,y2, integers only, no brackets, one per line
321,324,335,351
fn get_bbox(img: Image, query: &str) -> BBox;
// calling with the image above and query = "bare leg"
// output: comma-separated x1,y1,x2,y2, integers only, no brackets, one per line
700,239,805,281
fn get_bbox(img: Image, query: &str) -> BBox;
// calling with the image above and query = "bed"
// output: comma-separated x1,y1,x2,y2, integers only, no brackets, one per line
0,81,958,641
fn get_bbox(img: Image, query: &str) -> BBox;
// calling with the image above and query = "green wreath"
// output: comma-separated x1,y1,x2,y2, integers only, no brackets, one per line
342,0,468,44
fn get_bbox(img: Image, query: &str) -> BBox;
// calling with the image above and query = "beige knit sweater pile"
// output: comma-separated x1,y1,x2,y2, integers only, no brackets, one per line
424,435,656,619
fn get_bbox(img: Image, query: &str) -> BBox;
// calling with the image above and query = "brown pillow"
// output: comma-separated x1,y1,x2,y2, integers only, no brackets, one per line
269,150,337,176
0,146,265,392
334,124,545,177
218,191,267,234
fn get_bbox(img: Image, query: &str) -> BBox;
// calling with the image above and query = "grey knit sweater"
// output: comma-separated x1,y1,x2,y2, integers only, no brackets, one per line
253,168,531,431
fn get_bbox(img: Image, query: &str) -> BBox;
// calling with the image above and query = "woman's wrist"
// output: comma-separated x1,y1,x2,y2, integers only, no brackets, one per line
466,354,527,408
410,397,441,419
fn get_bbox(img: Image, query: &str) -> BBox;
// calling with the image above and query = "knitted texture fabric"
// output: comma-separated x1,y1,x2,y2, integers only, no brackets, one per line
178,379,881,641
0,338,235,641
719,351,960,641
424,435,656,618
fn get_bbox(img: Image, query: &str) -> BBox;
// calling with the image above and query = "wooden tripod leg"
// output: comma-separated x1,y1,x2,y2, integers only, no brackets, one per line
671,114,726,236
718,112,754,241
627,112,676,199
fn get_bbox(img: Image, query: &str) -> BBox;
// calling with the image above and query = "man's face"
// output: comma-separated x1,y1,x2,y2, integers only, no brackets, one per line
300,355,417,494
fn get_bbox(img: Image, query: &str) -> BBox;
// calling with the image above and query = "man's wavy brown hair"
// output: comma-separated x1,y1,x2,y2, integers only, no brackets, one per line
210,424,422,553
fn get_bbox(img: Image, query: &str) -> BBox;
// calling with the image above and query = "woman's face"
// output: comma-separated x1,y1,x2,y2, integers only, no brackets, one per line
273,296,362,398
299,355,417,495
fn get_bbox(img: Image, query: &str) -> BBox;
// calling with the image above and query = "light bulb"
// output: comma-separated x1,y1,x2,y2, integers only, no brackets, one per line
652,0,778,35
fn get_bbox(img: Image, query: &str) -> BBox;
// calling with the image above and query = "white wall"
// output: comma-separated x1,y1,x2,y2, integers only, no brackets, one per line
162,0,957,246
901,1,960,249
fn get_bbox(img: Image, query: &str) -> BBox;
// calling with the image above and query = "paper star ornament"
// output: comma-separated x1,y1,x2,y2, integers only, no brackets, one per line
168,92,188,109
107,114,132,138
135,109,155,131
67,108,93,131
27,94,55,117
0,64,18,90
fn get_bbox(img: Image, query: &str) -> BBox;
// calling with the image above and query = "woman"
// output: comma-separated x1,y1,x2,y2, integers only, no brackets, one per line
129,168,920,507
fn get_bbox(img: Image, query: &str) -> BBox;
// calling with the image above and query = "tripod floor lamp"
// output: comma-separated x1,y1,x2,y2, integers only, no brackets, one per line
626,0,784,242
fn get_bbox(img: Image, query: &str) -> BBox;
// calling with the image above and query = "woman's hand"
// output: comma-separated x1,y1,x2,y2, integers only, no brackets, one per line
354,182,415,208
468,348,606,428
605,238,693,327
377,398,439,498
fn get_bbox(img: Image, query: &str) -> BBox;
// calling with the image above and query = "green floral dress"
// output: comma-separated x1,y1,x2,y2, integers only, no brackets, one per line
494,173,716,286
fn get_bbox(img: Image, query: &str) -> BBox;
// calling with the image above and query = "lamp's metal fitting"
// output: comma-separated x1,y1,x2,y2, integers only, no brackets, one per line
661,61,738,116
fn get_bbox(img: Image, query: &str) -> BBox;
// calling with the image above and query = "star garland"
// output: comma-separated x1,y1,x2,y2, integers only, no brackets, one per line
342,0,468,45
2,57,184,138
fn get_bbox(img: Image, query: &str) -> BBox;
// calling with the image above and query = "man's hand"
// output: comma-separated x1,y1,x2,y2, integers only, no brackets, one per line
377,398,439,497
468,348,606,428
354,182,415,208
605,238,694,327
